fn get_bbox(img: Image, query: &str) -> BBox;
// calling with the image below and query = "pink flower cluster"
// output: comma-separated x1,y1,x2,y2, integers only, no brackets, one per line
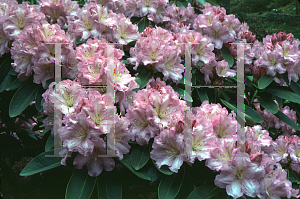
10,21,76,87
254,32,300,85
254,98,298,136
67,2,140,45
74,38,139,104
42,79,134,177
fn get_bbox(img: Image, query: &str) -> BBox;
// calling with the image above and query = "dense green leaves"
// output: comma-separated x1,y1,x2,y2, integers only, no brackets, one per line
274,110,300,131
130,144,150,170
136,72,152,89
158,167,185,199
0,53,13,85
266,89,300,104
196,88,209,103
176,1,189,8
19,149,61,176
138,18,150,33
187,183,222,199
65,168,96,199
220,46,234,67
257,96,278,114
258,74,275,89
9,81,41,117
97,171,122,199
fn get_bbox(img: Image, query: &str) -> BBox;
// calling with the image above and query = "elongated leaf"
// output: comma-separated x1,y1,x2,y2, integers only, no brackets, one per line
130,16,142,24
176,1,188,7
197,61,205,67
35,86,45,112
258,74,275,89
137,72,152,89
65,168,96,199
197,0,206,5
289,81,300,96
0,73,12,92
158,168,185,199
0,53,13,85
138,18,149,33
146,161,162,182
152,159,173,175
244,104,264,123
20,149,61,176
257,96,278,114
274,110,300,131
9,67,18,76
266,89,300,104
187,183,222,199
119,154,151,181
5,78,23,91
221,91,230,101
172,86,193,102
97,171,122,199
220,46,234,67
210,189,233,199
196,88,209,103
45,134,54,152
9,81,40,117
130,144,150,170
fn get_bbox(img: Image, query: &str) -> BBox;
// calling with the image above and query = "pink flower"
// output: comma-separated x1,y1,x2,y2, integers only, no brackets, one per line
191,36,215,65
150,129,186,173
269,135,289,162
140,36,166,66
137,0,158,16
215,60,236,78
73,138,115,177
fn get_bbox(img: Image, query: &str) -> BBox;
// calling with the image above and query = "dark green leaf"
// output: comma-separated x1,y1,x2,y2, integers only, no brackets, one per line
137,72,152,89
21,128,38,140
257,96,278,114
197,0,206,5
65,168,96,199
9,81,40,118
146,162,162,182
5,78,23,91
119,154,151,181
274,95,283,108
220,46,234,67
20,149,61,176
0,73,12,92
196,88,209,103
187,183,222,199
176,1,189,8
158,167,185,199
274,110,300,131
258,74,275,89
221,91,230,101
128,40,136,47
45,134,54,152
0,53,13,85
244,104,264,123
197,61,205,67
130,16,142,24
152,159,173,175
138,18,150,33
130,144,150,170
289,81,300,96
9,67,18,76
122,59,129,64
97,171,122,199
266,89,300,104
210,189,233,199
172,86,193,102
35,86,45,112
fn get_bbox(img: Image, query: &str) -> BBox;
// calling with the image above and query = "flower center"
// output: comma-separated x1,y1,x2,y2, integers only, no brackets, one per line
166,148,180,158
192,141,205,151
218,151,231,161
76,128,88,140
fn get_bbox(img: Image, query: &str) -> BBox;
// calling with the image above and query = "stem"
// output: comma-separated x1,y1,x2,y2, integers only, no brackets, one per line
250,89,258,106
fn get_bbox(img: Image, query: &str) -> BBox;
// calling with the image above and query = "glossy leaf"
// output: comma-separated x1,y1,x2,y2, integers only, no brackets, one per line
258,74,275,89
274,110,300,131
130,144,150,170
5,78,23,91
138,18,149,33
35,86,45,112
0,73,12,92
266,89,300,104
158,168,185,199
65,168,96,199
196,88,209,103
257,96,278,114
20,149,61,176
97,171,122,199
220,46,234,67
197,0,206,5
9,81,40,117
137,72,152,89
152,159,173,175
187,183,222,199
197,61,205,67
45,135,54,152
0,53,13,85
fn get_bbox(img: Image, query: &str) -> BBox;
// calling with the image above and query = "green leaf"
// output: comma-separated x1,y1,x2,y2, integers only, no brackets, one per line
172,86,193,102
146,161,162,182
9,81,40,118
197,0,206,5
220,46,234,67
158,167,185,199
35,86,45,112
5,78,23,91
152,159,173,175
258,74,275,89
244,104,264,123
0,53,13,85
205,0,218,6
187,183,222,199
0,73,12,92
21,128,38,140
274,95,283,108
97,171,122,199
65,168,96,199
289,81,300,96
130,144,150,170
122,59,129,64
137,72,152,89
196,88,209,103
119,154,151,181
210,189,233,199
197,61,205,67
138,18,150,33
274,110,300,131
130,16,142,24
176,1,189,7
266,89,300,104
169,1,175,6
257,96,278,114
127,40,136,47
9,67,18,76
20,149,61,176
45,134,54,152
221,91,230,101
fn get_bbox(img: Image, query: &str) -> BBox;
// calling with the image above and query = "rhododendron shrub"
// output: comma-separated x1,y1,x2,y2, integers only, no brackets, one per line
0,0,300,199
